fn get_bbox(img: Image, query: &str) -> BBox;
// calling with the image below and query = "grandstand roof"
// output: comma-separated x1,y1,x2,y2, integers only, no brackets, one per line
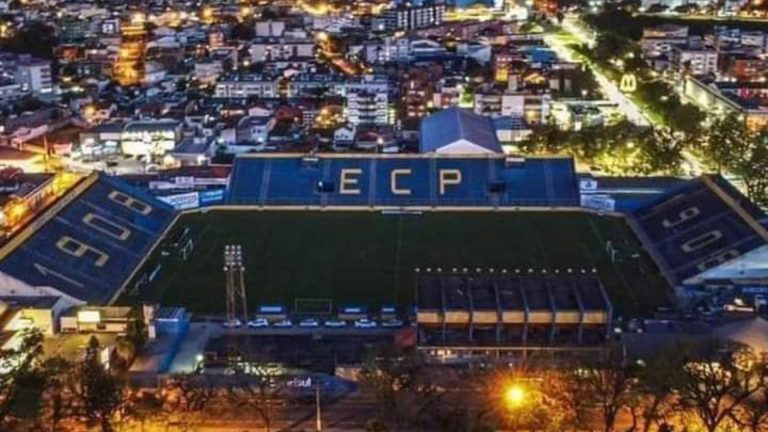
420,108,502,155
686,244,768,284
0,174,176,304
629,175,768,287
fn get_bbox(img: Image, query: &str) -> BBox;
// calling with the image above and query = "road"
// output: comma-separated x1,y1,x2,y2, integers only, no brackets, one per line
635,11,768,23
544,14,706,176
544,16,651,127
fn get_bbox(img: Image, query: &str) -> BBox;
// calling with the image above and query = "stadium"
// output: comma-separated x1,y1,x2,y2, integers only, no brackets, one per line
0,108,766,356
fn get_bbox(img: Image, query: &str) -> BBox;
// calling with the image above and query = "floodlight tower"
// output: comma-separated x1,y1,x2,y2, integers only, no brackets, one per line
224,244,248,325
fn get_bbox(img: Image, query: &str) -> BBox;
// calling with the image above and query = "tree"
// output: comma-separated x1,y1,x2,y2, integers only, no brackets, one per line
519,122,571,155
570,349,637,432
646,4,669,13
732,131,768,208
734,385,768,432
704,114,768,206
0,21,57,59
0,329,43,425
677,340,767,432
593,33,633,63
39,357,75,432
163,374,216,413
633,344,688,432
226,368,287,432
122,388,167,432
76,337,124,432
231,22,255,40
635,129,685,175
359,346,440,431
668,104,706,136
704,113,750,172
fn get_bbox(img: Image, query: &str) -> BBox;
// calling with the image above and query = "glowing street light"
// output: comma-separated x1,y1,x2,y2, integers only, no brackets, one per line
503,384,526,409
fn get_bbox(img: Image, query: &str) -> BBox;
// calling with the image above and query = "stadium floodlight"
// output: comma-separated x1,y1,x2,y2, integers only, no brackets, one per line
223,244,248,327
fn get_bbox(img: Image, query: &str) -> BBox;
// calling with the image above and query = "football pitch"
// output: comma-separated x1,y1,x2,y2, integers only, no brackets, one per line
134,210,670,317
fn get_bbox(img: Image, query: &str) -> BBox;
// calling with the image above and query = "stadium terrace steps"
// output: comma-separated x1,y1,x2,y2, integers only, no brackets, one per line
628,175,768,287
227,154,580,208
0,173,176,304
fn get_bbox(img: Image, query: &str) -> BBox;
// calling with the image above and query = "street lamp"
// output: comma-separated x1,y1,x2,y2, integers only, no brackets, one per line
503,384,526,409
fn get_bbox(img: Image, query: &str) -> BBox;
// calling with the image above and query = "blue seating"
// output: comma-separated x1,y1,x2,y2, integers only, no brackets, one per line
0,174,176,304
630,176,767,286
227,154,581,207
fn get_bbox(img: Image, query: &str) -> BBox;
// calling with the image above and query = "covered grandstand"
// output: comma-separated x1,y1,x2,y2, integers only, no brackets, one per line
415,272,613,361
0,173,176,305
628,175,768,291
227,153,580,208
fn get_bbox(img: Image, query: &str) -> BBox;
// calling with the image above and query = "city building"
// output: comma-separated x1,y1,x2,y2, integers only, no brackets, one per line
682,76,768,131
346,90,390,126
12,55,53,95
383,3,445,31
669,45,719,77
120,120,183,157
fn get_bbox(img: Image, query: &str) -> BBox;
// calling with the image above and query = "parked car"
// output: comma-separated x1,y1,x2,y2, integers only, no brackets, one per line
299,318,320,328
222,319,242,328
272,319,292,328
382,319,404,328
247,318,269,328
324,319,347,328
354,318,377,329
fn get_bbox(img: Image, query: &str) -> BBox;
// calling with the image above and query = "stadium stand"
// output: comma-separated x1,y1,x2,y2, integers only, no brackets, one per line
629,175,768,288
0,173,176,304
578,175,688,212
415,273,612,349
227,154,580,207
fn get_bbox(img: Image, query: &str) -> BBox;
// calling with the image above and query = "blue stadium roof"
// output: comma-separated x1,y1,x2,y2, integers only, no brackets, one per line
227,153,580,207
629,175,768,287
420,108,502,154
0,174,176,304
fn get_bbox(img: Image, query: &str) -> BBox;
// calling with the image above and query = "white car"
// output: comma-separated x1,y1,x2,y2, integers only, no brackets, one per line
272,319,292,328
299,318,320,328
222,319,242,328
354,318,377,329
382,319,404,328
324,319,347,328
247,318,269,328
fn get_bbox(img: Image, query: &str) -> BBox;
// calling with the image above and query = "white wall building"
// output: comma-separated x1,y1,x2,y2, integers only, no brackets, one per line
214,75,279,98
346,90,390,125
13,57,53,95
670,46,719,76
120,120,182,157
255,20,286,37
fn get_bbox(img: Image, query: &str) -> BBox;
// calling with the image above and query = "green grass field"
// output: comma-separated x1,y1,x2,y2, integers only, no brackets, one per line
131,210,670,317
